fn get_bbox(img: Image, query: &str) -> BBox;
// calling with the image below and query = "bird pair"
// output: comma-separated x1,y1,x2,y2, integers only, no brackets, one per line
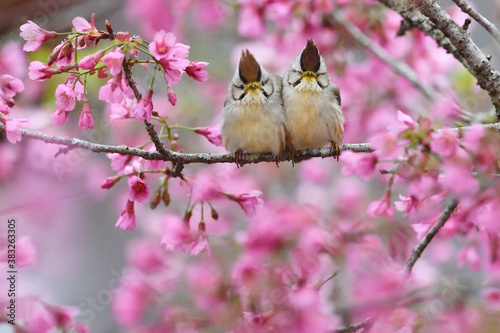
221,39,345,166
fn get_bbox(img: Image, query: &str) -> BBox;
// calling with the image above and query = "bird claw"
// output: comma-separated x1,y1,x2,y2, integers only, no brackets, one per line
234,149,244,168
330,142,341,161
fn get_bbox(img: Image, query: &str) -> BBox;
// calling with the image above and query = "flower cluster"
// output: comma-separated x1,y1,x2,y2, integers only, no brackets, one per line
21,16,209,130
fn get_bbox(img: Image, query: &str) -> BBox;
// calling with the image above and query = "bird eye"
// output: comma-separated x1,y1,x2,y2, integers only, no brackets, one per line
232,84,246,100
316,73,329,89
261,79,273,98
287,70,302,86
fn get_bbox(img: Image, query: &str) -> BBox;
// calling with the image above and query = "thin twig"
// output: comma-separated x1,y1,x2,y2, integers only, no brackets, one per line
122,59,172,158
451,0,500,45
404,198,459,273
333,318,372,333
331,10,437,100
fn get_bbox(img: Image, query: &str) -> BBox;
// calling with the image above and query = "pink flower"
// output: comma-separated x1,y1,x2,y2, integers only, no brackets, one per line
55,84,76,111
188,223,211,255
370,132,399,158
107,153,133,171
52,108,69,125
73,16,93,32
112,275,151,327
167,86,177,105
158,56,190,86
430,128,459,157
390,110,417,135
28,61,59,81
440,159,478,198
127,175,151,203
131,89,153,122
142,146,166,171
26,303,56,333
0,74,24,99
191,171,223,203
230,190,264,217
406,174,439,201
394,194,415,214
50,40,74,67
78,50,105,70
101,175,120,189
161,214,193,252
99,74,134,104
185,61,209,82
102,48,125,75
126,239,165,271
463,125,484,151
340,150,377,180
149,30,189,60
19,20,57,52
238,3,266,38
0,235,36,267
110,98,136,120
73,14,101,47
367,192,394,219
457,244,481,271
67,75,85,101
0,99,9,115
195,124,223,146
116,200,136,231
3,117,30,143
79,101,94,130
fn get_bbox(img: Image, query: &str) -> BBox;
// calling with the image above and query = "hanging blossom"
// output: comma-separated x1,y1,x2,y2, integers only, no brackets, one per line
19,21,57,52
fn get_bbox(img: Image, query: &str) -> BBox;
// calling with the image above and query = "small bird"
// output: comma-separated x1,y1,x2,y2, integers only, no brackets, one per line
282,39,344,160
222,49,292,166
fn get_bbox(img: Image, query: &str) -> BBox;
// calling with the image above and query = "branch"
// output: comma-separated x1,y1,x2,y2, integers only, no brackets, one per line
418,0,500,117
404,198,459,273
379,0,500,117
333,319,372,333
379,0,474,74
3,123,500,165
0,123,371,165
122,59,172,159
331,10,437,100
451,0,500,45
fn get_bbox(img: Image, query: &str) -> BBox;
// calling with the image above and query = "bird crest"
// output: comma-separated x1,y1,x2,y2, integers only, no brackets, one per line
300,39,320,72
239,49,261,84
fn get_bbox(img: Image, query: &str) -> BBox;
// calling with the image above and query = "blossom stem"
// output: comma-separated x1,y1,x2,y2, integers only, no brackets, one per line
317,269,339,289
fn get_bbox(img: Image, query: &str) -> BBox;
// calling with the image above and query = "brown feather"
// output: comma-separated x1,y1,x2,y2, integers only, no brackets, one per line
300,39,320,72
239,49,261,84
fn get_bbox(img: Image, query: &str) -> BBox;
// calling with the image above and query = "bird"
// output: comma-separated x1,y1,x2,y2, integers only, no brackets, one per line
221,49,293,166
282,39,344,161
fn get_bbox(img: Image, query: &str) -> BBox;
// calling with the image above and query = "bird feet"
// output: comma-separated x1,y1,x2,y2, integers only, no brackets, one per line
330,141,341,161
234,149,244,168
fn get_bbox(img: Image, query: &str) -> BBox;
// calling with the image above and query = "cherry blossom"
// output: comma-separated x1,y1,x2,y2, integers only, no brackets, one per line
19,20,57,52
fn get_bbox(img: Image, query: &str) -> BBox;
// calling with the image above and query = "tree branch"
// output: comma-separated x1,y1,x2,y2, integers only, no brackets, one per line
404,198,459,273
379,0,500,117
122,59,172,159
333,318,372,333
331,10,437,100
418,0,500,117
451,0,500,45
0,123,371,165
379,0,474,74
3,123,500,165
